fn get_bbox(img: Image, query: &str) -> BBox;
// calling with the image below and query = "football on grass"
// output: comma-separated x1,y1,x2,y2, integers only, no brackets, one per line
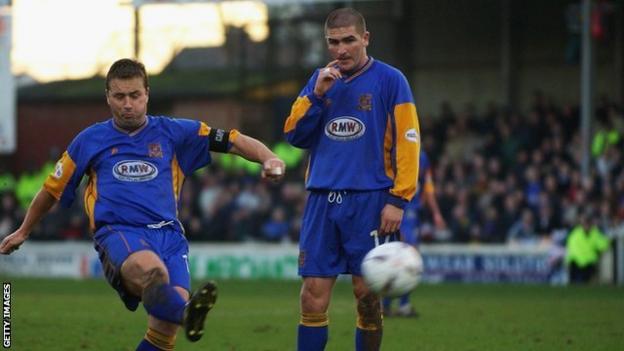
361,242,423,297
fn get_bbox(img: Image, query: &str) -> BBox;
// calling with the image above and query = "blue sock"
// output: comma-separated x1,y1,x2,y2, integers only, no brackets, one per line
297,324,328,351
355,327,382,351
136,339,161,351
399,293,410,307
142,284,186,324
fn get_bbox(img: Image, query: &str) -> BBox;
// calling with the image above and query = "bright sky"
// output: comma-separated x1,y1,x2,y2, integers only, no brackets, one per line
9,0,268,83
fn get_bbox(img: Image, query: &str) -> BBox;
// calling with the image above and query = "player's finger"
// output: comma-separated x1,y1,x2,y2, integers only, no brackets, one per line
264,159,284,175
389,222,399,234
320,67,336,77
0,243,10,255
379,221,390,236
325,60,339,68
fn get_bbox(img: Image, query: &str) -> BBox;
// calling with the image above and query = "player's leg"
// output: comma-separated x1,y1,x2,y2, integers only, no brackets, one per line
158,229,217,342
93,227,183,350
383,206,416,316
137,286,189,351
163,236,218,342
352,276,382,351
298,276,336,351
394,208,419,317
120,250,186,351
338,190,387,351
297,192,343,351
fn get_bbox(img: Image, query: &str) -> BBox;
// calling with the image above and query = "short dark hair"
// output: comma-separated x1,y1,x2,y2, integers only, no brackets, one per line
324,8,367,35
105,58,149,91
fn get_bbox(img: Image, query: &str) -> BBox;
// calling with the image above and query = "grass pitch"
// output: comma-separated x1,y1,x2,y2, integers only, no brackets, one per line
3,278,623,350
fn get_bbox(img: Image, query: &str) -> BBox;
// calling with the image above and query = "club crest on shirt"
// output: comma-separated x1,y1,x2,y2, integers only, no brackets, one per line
148,143,163,158
358,93,372,111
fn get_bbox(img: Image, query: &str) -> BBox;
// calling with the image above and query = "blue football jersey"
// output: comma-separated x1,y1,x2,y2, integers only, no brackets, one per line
284,58,420,202
43,116,236,232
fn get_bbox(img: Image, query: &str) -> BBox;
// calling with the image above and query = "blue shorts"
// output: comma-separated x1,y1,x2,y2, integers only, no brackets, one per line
399,203,420,246
93,224,190,311
299,190,387,277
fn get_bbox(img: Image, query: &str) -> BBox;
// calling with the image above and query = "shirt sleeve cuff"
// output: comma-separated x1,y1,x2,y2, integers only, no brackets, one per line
307,93,325,106
386,193,408,209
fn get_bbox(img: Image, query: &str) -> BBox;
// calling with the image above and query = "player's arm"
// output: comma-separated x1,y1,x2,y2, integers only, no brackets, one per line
228,132,286,181
284,63,339,148
1,146,85,254
0,189,57,254
380,75,421,235
421,172,446,229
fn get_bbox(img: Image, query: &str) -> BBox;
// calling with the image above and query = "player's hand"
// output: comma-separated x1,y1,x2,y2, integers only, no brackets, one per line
433,212,447,230
313,60,342,98
379,204,404,236
261,157,286,182
0,229,28,255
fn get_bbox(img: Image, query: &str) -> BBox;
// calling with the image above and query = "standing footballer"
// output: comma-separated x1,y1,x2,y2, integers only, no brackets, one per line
284,8,420,351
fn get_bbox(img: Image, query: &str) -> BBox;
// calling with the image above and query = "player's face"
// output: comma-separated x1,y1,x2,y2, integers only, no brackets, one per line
326,26,369,73
106,77,149,131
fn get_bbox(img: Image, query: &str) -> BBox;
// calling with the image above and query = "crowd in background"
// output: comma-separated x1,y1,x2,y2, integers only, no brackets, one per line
1,92,623,248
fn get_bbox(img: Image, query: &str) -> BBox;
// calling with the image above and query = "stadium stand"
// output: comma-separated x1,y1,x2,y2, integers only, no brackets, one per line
1,95,622,248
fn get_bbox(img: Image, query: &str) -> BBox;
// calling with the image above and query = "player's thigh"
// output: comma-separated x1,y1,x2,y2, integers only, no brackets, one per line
162,231,192,295
121,250,170,296
299,192,346,276
94,226,167,302
300,276,337,313
340,190,387,275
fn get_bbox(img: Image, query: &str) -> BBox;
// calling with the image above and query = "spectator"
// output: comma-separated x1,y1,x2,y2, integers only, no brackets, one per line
565,211,611,283
261,206,290,242
507,208,538,245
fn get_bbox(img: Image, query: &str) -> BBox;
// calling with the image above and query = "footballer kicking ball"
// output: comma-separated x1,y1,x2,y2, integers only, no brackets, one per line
361,242,424,297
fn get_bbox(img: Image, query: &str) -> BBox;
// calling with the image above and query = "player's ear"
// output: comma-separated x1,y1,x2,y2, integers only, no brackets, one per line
362,31,370,47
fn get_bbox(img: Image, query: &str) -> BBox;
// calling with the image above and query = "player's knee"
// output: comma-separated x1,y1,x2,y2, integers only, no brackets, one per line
142,266,169,288
356,293,382,330
121,252,169,288
352,283,370,301
300,286,330,313
141,267,170,304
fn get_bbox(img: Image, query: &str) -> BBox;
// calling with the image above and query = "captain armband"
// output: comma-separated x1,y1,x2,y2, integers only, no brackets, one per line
208,128,230,153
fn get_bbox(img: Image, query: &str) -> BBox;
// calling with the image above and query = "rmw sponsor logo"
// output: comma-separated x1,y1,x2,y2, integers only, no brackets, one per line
113,160,158,182
325,117,365,141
